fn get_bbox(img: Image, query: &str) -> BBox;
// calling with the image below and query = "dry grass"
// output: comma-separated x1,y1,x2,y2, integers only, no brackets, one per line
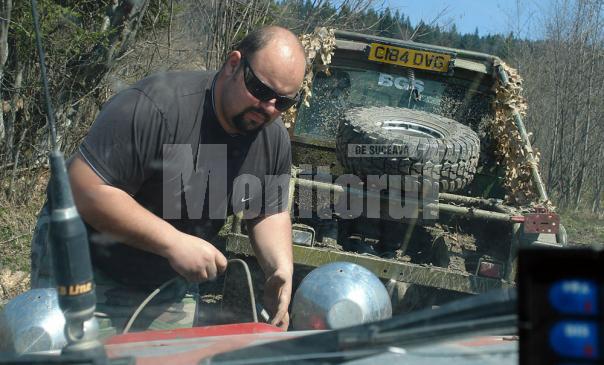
0,270,30,306
560,210,604,246
0,170,48,305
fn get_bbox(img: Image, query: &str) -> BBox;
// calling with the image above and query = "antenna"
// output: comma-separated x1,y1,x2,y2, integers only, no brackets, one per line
31,0,105,358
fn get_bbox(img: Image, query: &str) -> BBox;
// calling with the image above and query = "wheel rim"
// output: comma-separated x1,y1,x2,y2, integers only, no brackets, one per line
380,119,444,139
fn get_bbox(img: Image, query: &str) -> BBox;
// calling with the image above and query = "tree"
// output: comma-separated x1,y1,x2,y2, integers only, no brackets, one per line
513,0,604,212
0,0,159,201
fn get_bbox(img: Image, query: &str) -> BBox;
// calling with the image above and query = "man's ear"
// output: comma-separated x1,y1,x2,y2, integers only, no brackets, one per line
224,51,242,77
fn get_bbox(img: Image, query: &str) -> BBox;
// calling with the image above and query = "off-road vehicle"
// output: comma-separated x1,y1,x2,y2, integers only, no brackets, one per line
227,28,565,312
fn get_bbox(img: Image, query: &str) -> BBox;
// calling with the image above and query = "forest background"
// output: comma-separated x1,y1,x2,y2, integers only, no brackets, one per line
0,0,602,300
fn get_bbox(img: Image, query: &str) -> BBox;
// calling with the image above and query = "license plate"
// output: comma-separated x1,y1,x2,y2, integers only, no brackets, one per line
368,43,453,73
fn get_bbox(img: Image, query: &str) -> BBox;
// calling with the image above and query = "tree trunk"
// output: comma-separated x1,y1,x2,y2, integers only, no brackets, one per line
592,146,603,214
574,38,597,209
5,63,22,161
566,25,586,209
0,0,12,149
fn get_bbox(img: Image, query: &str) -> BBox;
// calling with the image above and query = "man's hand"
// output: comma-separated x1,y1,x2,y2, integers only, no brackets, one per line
263,269,292,330
164,232,228,282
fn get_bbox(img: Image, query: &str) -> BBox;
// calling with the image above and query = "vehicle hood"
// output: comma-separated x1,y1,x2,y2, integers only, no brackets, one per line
103,324,517,365
104,323,317,365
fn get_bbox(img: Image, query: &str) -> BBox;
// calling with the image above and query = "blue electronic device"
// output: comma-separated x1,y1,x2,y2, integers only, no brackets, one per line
519,247,604,365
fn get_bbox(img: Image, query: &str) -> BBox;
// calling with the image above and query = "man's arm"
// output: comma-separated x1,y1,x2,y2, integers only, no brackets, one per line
246,210,293,330
69,154,227,282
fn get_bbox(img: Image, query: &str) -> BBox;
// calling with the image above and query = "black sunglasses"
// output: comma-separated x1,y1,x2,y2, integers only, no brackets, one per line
242,57,300,112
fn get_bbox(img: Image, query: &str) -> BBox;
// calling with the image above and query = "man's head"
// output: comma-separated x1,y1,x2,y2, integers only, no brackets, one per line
214,26,306,135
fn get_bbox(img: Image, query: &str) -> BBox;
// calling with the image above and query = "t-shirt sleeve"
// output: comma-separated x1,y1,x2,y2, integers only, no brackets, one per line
79,89,168,195
262,126,292,216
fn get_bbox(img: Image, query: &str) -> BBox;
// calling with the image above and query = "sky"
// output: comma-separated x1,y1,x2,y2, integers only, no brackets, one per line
381,0,551,37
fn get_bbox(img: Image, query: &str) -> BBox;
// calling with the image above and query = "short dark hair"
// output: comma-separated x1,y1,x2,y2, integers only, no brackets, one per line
236,26,276,58
236,25,304,61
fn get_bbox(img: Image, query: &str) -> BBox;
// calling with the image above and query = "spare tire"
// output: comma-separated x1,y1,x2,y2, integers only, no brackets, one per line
336,107,480,192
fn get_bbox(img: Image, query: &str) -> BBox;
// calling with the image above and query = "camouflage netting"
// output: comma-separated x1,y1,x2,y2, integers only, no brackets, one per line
282,27,336,130
492,61,546,207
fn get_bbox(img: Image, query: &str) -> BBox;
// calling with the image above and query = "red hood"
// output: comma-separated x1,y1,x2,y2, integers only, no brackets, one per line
104,323,318,365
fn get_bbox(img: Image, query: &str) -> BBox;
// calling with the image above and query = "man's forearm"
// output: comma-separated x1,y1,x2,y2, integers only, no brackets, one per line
246,211,293,277
247,210,293,328
69,156,178,257
76,185,179,256
69,155,227,282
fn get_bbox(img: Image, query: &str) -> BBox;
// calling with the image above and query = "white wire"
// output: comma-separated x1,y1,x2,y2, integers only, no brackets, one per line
122,258,260,334
122,276,181,334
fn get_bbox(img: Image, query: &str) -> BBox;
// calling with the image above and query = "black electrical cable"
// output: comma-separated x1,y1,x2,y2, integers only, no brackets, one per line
31,0,58,151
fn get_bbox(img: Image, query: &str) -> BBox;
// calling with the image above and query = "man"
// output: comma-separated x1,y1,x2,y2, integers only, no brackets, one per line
31,26,306,331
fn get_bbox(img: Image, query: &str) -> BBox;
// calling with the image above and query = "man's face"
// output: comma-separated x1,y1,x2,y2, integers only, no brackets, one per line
221,44,305,135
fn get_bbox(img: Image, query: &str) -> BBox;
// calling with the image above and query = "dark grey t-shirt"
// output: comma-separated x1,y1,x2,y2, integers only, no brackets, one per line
79,71,291,286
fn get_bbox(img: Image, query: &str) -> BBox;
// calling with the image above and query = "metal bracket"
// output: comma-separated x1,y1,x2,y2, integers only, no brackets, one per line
520,207,560,234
